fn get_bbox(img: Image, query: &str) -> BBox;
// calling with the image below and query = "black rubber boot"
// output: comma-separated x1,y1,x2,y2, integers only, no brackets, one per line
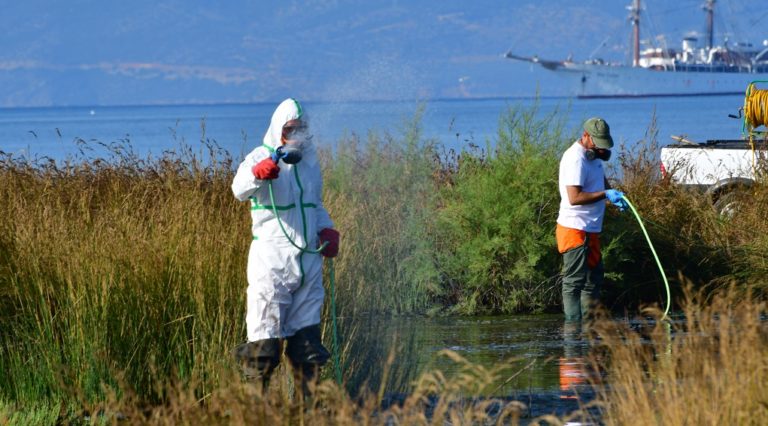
233,338,282,390
285,325,330,400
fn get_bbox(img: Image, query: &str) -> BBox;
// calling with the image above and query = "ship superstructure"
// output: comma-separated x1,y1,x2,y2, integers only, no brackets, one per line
505,0,768,98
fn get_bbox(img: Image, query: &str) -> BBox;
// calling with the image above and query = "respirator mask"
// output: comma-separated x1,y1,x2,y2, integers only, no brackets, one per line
585,148,611,161
277,121,312,164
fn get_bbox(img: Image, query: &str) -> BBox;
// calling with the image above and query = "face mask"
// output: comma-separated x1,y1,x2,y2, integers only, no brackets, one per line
279,144,303,164
284,129,312,148
585,148,611,161
279,122,312,164
596,149,611,161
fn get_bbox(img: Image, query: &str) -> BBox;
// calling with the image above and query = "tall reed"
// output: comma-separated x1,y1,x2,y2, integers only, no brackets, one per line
318,109,439,316
0,115,443,416
591,285,768,425
0,140,246,406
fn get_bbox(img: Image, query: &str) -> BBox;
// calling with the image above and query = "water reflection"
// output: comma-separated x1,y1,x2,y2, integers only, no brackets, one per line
340,314,599,395
333,313,700,423
559,321,600,399
336,314,602,419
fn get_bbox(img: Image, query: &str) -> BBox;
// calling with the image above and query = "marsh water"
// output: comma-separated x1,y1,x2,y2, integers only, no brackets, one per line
340,313,608,418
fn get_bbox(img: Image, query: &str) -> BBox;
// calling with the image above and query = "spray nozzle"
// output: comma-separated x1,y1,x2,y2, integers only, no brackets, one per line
271,145,302,164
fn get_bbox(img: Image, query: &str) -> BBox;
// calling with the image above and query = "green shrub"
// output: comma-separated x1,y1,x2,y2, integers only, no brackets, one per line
427,105,569,314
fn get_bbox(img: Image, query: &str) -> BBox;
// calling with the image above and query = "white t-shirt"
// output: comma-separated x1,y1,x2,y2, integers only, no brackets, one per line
557,141,606,232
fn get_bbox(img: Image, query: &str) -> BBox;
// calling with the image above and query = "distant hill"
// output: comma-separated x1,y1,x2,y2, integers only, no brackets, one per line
0,0,761,106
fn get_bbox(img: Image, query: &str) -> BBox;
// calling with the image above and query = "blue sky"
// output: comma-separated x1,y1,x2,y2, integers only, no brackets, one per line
0,0,764,106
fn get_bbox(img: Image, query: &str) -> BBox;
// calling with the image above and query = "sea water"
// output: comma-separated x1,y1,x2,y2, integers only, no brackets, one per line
0,95,747,162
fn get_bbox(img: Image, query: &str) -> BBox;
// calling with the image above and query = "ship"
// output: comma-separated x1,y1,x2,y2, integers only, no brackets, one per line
505,0,768,98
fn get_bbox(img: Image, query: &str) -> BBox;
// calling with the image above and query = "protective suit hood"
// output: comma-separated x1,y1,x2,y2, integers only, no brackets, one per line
263,98,308,149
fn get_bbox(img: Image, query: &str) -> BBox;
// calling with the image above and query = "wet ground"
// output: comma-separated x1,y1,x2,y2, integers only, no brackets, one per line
341,314,608,422
375,315,597,387
341,313,686,423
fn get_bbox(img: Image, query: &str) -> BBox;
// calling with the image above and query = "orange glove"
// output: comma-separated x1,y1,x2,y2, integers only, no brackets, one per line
251,157,280,180
318,228,340,257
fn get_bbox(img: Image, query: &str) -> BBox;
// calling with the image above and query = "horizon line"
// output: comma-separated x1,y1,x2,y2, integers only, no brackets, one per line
0,94,576,111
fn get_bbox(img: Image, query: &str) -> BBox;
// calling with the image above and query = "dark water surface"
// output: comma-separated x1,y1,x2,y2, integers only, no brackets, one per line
386,314,587,391
343,314,686,422
342,313,608,420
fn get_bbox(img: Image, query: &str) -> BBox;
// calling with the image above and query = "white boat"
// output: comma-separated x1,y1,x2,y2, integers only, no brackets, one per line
505,0,768,98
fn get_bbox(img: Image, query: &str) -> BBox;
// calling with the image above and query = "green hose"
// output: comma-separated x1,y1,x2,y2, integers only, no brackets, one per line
268,181,327,254
621,195,671,319
267,180,342,384
328,258,342,384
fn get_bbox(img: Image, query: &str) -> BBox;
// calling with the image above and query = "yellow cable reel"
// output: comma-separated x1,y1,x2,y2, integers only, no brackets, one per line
742,81,768,176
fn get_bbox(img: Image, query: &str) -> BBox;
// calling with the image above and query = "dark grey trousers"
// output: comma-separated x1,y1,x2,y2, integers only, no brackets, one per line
561,238,603,322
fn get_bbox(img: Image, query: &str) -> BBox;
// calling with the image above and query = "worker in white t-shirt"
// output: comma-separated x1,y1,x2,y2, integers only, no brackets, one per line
556,117,628,322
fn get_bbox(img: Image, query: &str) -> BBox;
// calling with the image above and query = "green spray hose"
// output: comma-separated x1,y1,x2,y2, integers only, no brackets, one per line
621,195,671,320
328,258,342,384
268,181,327,255
267,180,343,384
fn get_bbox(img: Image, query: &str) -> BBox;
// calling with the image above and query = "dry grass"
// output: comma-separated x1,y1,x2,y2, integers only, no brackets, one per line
590,284,768,425
0,142,246,403
600,118,768,310
22,350,529,425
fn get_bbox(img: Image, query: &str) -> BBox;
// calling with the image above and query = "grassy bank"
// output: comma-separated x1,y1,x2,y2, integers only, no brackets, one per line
1,104,767,420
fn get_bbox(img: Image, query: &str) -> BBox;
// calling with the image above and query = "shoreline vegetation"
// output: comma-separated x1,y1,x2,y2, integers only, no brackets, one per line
1,105,766,424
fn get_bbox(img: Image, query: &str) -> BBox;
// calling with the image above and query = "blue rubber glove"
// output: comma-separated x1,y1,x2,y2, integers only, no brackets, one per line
270,145,302,164
605,189,629,212
270,146,286,163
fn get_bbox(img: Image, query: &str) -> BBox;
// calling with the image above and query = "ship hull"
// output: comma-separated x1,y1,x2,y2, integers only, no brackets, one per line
554,63,768,98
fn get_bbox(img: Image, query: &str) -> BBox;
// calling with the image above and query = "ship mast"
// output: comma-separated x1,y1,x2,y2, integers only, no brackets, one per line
704,0,715,50
629,0,641,67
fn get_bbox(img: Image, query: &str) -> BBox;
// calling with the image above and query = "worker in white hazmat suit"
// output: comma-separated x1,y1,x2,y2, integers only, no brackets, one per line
231,98,340,393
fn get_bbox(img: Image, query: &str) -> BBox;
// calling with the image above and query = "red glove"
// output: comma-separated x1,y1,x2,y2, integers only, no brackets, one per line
318,228,340,258
251,157,280,180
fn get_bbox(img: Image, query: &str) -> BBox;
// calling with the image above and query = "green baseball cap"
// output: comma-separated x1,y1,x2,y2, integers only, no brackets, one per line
583,117,614,149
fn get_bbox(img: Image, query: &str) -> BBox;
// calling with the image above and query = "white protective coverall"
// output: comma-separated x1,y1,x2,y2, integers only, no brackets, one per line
231,98,334,342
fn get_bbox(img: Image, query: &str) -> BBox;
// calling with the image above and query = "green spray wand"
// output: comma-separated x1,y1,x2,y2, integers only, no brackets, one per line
620,195,671,319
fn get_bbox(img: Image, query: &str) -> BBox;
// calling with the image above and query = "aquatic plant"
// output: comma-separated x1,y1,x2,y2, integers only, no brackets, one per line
0,138,246,407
